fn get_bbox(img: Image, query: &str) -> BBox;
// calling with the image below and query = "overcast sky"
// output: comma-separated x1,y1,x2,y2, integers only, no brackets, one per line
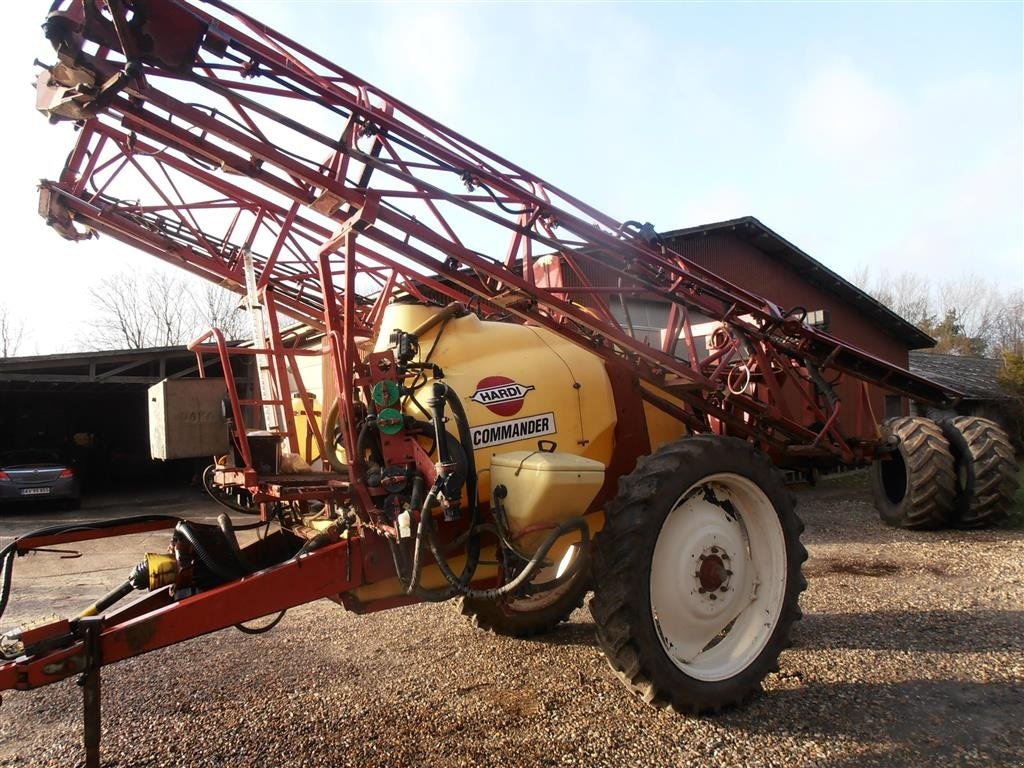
2,1,1021,355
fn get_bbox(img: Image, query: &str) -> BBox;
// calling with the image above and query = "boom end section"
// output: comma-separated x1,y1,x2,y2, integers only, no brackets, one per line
38,183,96,242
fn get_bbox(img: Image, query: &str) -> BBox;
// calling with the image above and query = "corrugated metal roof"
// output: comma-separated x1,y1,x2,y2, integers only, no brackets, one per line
660,216,936,350
908,351,1009,400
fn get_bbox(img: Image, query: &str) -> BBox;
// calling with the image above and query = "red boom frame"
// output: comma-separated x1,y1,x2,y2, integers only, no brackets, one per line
33,0,956,468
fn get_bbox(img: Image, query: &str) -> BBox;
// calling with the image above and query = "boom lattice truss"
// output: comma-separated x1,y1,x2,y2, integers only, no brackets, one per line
36,0,955,468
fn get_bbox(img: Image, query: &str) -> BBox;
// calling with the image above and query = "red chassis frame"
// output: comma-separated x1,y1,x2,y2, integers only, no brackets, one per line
0,521,362,694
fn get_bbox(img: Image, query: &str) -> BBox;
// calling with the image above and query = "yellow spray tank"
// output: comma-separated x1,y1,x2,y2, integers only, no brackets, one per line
374,303,618,481
352,304,685,604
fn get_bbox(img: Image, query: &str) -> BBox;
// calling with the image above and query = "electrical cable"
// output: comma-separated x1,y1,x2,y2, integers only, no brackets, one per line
235,610,286,635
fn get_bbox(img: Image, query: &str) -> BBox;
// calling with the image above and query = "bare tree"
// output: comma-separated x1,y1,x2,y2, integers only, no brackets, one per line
936,275,1005,353
195,283,248,341
146,271,195,347
0,305,24,358
83,270,249,350
992,288,1024,357
853,267,1020,358
858,268,935,329
86,272,149,349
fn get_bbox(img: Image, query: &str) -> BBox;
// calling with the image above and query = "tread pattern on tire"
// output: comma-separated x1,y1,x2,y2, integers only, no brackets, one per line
940,416,1020,528
872,416,956,530
589,435,807,715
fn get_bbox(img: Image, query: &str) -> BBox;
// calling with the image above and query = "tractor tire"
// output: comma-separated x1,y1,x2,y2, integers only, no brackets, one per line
589,435,806,715
870,416,956,530
939,416,1020,528
457,544,591,638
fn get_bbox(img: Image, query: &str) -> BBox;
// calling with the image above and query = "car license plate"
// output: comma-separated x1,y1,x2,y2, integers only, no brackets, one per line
21,487,51,496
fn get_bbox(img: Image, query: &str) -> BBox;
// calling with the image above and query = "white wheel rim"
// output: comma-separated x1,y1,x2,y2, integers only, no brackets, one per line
649,473,788,682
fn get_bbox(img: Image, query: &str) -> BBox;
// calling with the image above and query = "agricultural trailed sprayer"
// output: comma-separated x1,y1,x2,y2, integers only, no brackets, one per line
2,1,1018,764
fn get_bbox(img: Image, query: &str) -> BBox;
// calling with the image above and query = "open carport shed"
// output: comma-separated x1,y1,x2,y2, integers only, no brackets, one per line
0,347,249,490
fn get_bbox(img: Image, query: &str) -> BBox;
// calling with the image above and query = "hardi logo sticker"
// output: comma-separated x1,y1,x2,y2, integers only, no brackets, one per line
471,412,557,449
470,376,535,416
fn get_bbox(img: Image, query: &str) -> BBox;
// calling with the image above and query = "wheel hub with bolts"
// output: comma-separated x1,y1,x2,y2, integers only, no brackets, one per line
696,547,732,598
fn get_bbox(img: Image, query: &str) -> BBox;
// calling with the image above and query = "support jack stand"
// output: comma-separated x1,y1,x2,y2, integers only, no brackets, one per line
78,616,102,768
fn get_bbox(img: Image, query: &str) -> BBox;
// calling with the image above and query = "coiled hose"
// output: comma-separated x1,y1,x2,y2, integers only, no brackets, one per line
413,381,590,600
177,517,288,634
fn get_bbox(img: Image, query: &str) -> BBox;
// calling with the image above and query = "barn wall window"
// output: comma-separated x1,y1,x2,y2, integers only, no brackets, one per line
805,309,830,331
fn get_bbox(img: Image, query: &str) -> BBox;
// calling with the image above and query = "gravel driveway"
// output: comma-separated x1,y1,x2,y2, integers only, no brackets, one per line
0,474,1021,767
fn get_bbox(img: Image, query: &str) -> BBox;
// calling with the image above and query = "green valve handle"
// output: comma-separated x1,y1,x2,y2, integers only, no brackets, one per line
377,408,404,435
372,380,401,407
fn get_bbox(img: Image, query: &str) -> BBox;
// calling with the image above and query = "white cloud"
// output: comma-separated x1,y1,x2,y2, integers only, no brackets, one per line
784,58,1022,288
370,7,476,120
792,62,906,157
677,185,754,228
877,142,1024,280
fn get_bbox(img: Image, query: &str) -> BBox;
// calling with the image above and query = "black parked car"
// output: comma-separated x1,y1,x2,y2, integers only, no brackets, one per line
0,449,81,509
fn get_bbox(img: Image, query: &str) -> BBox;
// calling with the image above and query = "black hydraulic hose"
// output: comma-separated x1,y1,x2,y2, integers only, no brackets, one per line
805,359,840,409
404,482,458,603
391,479,423,581
443,385,478,514
426,383,482,586
428,381,479,520
220,515,286,637
471,523,530,565
0,548,14,625
394,383,482,602
460,173,531,216
517,545,590,594
0,514,184,623
356,418,385,471
427,516,589,601
443,384,483,574
217,514,252,576
230,517,272,532
235,610,286,635
383,474,420,593
174,521,247,583
386,535,410,591
5,514,183,543
375,380,486,601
